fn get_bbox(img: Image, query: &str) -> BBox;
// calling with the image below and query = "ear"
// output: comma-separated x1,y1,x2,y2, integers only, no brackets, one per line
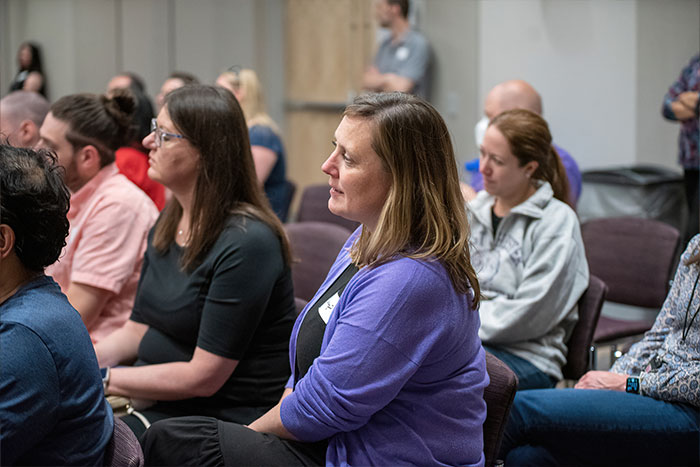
524,160,539,178
76,145,103,174
0,224,16,260
18,120,39,147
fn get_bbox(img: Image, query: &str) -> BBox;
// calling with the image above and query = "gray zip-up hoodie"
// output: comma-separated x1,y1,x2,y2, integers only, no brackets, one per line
468,181,589,380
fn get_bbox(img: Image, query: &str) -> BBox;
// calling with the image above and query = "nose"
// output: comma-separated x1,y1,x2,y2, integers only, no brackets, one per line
143,131,156,150
321,152,339,178
479,156,491,176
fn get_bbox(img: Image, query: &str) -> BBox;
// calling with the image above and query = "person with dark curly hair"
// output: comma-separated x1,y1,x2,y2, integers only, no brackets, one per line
37,89,159,343
0,144,113,465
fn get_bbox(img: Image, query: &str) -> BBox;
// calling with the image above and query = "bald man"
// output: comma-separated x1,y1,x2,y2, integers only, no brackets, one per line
469,80,582,206
0,90,50,147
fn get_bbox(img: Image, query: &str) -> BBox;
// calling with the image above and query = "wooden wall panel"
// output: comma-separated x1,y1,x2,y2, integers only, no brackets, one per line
284,0,374,201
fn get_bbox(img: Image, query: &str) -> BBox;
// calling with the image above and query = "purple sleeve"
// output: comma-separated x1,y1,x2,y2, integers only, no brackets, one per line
280,260,468,441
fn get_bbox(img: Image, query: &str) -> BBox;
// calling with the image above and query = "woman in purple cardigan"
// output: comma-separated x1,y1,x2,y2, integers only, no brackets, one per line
143,92,488,467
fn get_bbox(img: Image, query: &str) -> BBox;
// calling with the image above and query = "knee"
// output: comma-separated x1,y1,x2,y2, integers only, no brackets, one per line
140,419,179,466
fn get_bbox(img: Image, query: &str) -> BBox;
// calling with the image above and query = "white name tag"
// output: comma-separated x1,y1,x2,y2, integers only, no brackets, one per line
396,46,409,61
318,292,340,323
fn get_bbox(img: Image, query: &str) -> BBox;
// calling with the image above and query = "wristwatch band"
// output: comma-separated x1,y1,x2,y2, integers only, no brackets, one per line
101,367,111,392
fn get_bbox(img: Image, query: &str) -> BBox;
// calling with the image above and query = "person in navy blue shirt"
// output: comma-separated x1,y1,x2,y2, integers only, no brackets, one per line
0,144,113,466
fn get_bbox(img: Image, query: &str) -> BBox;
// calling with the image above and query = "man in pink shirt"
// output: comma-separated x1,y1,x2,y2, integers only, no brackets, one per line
38,89,158,342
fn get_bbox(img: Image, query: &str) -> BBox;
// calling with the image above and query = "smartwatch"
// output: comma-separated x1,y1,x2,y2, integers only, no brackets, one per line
100,367,111,392
625,376,640,394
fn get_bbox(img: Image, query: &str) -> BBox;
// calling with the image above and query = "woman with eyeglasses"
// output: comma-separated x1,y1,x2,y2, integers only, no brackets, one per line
94,85,296,438
216,68,289,220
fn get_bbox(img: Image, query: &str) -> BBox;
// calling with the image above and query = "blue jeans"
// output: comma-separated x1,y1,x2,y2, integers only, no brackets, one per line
501,388,700,466
484,346,556,390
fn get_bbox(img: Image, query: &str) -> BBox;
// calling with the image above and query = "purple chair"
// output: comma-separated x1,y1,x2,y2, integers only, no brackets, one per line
483,352,518,467
284,221,353,302
103,417,144,467
277,179,296,223
296,184,360,232
582,217,680,349
294,297,308,316
562,274,607,380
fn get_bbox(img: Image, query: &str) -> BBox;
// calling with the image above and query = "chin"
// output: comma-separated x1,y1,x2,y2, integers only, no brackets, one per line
146,167,162,183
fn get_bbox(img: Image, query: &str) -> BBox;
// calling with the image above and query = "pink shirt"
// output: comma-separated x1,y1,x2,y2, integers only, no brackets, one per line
46,164,158,342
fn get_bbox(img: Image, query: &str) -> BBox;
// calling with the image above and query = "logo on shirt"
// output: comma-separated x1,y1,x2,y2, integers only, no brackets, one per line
396,46,410,61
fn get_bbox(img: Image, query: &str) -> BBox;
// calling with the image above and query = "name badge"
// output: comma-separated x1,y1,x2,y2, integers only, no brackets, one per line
318,292,340,323
396,46,409,61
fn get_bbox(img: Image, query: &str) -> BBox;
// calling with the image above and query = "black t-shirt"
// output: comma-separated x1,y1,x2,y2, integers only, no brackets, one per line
294,263,359,387
130,214,295,418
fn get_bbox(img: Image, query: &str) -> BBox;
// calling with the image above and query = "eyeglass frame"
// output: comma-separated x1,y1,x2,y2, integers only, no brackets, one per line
150,118,184,147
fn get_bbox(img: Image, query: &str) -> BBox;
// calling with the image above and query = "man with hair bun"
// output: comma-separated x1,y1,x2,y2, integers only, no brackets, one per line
37,89,158,342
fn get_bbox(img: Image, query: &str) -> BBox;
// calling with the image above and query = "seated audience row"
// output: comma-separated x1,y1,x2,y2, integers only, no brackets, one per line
1,84,697,465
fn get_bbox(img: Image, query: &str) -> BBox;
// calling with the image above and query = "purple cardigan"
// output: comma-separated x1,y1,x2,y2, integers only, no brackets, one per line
280,230,488,466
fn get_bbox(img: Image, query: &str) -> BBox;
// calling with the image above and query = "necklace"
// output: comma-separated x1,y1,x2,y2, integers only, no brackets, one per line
681,270,700,342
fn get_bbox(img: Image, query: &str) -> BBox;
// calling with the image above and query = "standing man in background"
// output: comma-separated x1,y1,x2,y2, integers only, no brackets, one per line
362,0,431,100
662,53,699,244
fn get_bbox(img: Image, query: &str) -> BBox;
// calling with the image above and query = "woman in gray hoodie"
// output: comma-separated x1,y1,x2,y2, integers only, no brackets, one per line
468,109,589,389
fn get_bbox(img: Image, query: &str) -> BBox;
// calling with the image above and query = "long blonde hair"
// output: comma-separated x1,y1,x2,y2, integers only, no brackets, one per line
217,68,279,132
345,92,479,305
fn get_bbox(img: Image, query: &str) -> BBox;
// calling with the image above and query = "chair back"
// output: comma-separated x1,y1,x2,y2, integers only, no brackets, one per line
483,352,518,467
581,217,680,308
284,221,353,301
562,274,607,380
103,417,144,467
294,297,309,316
297,184,361,232
278,180,296,223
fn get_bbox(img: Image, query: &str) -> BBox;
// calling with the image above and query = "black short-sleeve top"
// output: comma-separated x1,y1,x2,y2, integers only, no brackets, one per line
130,214,295,413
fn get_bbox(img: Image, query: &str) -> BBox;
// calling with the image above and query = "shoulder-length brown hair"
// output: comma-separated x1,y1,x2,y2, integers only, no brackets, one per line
153,85,290,270
345,92,479,305
490,109,572,208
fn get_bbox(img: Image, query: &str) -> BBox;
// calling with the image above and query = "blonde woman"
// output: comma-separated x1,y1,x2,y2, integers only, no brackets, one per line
217,68,288,219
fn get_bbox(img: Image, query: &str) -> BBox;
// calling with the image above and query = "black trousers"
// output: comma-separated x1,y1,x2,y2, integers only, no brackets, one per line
684,168,699,246
121,402,268,439
141,416,327,467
